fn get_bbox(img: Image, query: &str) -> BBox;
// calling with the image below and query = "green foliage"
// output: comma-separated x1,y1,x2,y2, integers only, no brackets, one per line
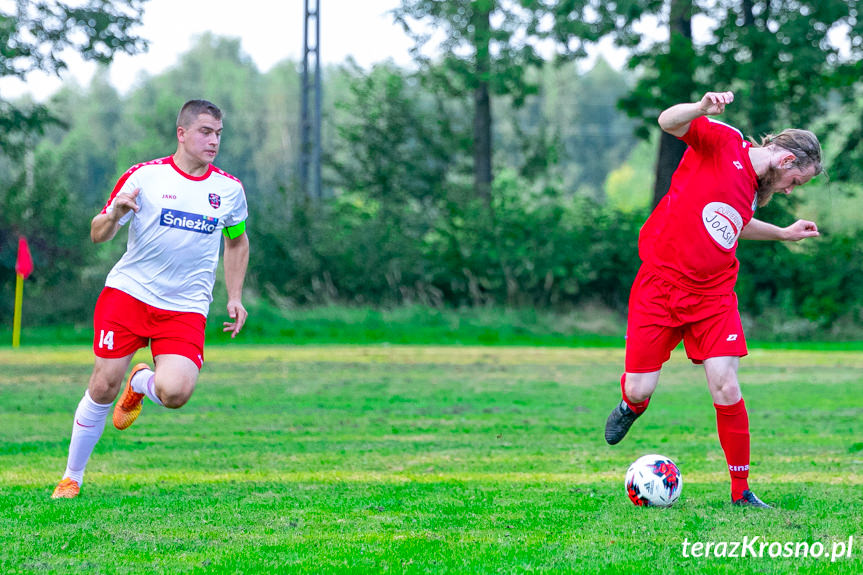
620,0,863,139
619,0,697,140
0,99,58,158
706,0,862,137
331,62,455,207
825,83,863,183
735,199,863,339
0,1,148,321
3,27,863,339
604,137,655,212
424,170,645,309
0,0,147,155
256,60,302,195
494,58,639,200
394,0,546,102
252,154,647,311
206,301,624,346
392,0,630,199
559,59,637,196
0,1,147,79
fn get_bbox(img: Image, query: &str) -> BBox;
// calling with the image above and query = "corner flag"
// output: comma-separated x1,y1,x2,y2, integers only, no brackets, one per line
15,236,33,279
13,236,33,347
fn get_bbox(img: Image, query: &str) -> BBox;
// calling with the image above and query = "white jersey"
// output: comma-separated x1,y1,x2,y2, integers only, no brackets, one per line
101,156,248,316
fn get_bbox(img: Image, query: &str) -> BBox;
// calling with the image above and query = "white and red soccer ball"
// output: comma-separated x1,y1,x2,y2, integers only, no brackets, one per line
625,454,682,507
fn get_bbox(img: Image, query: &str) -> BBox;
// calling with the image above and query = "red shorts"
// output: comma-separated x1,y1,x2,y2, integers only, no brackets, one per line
625,266,747,373
93,287,206,369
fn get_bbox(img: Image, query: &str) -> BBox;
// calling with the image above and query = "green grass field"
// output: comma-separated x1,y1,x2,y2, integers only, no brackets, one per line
1,345,861,574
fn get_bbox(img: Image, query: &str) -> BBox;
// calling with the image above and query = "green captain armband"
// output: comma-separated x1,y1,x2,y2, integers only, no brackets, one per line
223,221,246,239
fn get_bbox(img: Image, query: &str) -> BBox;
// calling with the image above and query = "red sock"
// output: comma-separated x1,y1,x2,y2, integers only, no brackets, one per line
621,373,650,415
715,398,750,500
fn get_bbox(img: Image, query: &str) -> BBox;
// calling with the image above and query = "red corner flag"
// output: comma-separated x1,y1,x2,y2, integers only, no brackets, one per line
15,236,33,279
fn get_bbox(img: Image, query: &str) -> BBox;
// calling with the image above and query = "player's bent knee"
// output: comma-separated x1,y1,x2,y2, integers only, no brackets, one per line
88,376,123,403
624,371,660,403
158,385,193,408
709,376,741,404
161,395,189,409
720,382,742,403
154,377,196,408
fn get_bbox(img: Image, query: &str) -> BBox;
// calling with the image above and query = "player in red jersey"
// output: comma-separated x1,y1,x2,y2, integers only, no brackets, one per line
604,91,823,508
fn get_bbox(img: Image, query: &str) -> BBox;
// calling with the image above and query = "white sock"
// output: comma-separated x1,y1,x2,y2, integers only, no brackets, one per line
132,370,163,407
63,390,112,484
130,367,153,394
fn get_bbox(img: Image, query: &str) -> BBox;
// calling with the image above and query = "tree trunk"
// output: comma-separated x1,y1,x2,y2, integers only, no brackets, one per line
473,3,492,204
652,132,689,207
652,0,695,207
743,0,771,137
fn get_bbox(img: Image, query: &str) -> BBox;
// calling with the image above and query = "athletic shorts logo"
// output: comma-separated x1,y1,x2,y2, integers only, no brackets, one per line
702,202,743,251
160,209,219,234
208,193,221,209
727,334,738,341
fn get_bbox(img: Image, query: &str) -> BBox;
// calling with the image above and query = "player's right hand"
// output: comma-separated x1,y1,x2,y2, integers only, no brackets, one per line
108,188,141,220
699,91,734,115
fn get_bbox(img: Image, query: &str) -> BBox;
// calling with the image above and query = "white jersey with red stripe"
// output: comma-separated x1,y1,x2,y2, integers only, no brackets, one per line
101,156,248,316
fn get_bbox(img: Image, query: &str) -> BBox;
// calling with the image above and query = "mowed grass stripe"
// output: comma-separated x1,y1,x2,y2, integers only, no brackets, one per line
5,344,863,366
5,470,863,487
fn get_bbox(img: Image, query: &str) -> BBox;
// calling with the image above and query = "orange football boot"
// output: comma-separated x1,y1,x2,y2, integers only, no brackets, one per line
51,478,80,499
112,363,150,430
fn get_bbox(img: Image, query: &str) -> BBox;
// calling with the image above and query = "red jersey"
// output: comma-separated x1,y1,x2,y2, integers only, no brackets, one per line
639,116,759,295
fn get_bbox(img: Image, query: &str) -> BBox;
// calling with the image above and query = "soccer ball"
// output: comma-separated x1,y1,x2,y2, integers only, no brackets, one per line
625,454,682,507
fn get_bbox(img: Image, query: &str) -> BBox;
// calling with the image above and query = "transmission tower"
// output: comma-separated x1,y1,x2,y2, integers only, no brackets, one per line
300,0,322,200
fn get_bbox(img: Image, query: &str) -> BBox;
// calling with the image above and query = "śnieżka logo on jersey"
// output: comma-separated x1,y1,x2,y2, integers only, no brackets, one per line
702,202,743,251
160,209,219,234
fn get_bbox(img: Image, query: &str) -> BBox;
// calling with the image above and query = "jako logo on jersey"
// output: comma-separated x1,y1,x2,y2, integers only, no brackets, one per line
209,193,221,209
162,194,177,200
160,209,219,234
702,202,743,250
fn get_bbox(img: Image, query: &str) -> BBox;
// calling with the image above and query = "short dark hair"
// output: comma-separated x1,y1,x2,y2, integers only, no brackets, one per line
177,100,222,128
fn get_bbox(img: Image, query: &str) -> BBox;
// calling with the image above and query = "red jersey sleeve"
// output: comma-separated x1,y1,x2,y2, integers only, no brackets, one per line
101,157,172,214
681,116,745,153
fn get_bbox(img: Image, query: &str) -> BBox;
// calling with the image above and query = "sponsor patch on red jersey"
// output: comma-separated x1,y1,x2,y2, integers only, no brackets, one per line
702,202,743,251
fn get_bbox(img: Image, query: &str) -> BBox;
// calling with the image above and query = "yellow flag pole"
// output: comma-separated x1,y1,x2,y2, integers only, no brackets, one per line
12,273,23,348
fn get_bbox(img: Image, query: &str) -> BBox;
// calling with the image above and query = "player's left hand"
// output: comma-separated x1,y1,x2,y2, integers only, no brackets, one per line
223,300,248,338
783,219,819,242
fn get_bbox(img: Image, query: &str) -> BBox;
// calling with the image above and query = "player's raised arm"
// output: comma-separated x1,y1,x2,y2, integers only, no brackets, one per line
658,91,734,138
91,188,140,243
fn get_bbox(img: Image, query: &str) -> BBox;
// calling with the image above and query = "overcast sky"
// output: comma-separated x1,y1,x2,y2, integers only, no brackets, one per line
0,0,414,100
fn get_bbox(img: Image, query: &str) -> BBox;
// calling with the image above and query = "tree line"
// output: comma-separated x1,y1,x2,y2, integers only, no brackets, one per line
2,1,863,339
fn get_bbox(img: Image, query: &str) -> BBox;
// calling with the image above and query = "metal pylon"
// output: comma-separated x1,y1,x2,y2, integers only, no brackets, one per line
300,0,322,200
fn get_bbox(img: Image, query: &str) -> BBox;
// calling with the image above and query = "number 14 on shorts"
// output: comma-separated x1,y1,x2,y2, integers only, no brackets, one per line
99,330,115,350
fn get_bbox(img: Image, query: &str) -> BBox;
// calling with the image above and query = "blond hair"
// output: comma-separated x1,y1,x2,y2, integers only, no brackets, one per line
758,129,823,172
753,129,823,207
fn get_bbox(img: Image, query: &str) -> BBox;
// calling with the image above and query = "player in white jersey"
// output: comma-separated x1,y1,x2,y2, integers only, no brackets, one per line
52,100,250,499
